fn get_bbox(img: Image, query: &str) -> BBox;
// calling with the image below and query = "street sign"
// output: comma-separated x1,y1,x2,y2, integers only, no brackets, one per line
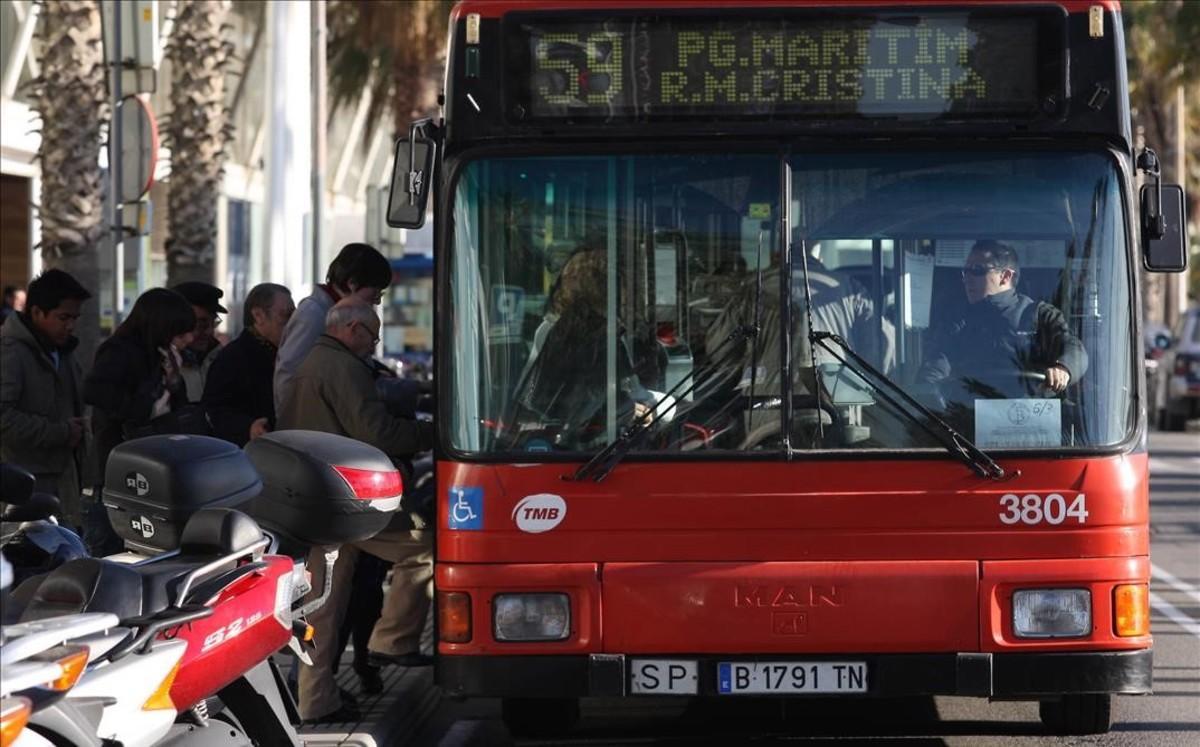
121,200,152,238
118,95,158,204
100,0,159,94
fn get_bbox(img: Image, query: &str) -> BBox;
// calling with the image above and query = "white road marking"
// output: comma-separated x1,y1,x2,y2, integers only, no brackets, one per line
1149,445,1200,640
1149,456,1200,475
1150,591,1200,640
1152,563,1200,606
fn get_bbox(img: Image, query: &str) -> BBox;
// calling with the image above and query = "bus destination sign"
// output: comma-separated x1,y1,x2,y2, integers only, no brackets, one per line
507,12,1056,121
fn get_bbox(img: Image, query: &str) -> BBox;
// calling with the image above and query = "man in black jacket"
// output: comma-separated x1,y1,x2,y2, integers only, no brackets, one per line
0,270,91,527
920,240,1088,405
203,283,293,446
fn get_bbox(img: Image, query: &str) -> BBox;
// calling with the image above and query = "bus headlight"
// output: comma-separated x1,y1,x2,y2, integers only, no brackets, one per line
493,593,570,641
1012,589,1091,638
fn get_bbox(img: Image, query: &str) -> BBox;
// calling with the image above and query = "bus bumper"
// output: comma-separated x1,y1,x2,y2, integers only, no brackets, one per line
436,649,1152,698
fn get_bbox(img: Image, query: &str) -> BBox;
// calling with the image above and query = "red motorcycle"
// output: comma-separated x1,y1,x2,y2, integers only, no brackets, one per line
7,431,404,745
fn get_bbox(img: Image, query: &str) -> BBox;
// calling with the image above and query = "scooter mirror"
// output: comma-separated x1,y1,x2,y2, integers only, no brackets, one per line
0,463,36,506
2,493,63,522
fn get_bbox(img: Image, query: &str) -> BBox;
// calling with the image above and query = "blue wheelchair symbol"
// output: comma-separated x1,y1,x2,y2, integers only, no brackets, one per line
447,487,483,530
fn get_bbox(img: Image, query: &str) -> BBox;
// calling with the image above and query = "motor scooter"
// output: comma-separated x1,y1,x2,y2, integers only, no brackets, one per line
3,430,403,746
2,464,195,747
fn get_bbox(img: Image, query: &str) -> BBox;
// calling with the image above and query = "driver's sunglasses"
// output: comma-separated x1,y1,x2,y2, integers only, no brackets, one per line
196,315,222,331
961,264,1000,278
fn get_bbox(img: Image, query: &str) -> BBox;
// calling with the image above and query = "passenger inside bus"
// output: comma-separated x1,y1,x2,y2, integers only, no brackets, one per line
508,247,655,449
918,240,1088,427
802,239,896,375
691,233,897,449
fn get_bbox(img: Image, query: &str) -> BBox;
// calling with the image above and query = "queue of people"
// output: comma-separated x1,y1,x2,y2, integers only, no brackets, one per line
0,242,434,725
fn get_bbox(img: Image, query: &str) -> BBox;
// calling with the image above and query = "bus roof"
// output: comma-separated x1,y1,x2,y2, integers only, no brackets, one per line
452,0,1122,21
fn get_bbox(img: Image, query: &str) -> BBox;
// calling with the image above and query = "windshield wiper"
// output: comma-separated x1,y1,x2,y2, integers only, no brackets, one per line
568,322,756,482
811,331,1010,480
571,224,771,483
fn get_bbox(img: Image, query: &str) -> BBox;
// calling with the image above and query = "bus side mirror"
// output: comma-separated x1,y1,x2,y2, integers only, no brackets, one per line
387,125,436,229
1141,183,1187,273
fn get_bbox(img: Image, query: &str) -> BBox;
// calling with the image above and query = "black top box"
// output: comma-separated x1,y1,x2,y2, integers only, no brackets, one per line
243,431,402,548
103,435,262,553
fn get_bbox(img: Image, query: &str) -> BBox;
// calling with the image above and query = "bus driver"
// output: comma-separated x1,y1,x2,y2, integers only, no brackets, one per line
919,240,1088,403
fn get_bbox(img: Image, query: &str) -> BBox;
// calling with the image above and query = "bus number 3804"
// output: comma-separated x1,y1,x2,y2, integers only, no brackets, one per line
998,493,1088,526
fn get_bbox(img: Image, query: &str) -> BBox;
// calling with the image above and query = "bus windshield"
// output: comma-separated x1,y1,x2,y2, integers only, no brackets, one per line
447,150,1132,456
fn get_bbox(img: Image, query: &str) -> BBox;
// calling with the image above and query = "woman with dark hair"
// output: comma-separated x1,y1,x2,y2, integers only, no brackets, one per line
511,248,655,449
81,288,197,553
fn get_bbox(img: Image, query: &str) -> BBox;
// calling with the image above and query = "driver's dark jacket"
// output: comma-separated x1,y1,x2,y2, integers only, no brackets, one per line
920,289,1088,399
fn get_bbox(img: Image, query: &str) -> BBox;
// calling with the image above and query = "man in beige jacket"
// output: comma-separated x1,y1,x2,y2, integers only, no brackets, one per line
277,297,434,724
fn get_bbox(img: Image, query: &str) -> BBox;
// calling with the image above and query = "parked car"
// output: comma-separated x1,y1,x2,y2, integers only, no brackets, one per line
1158,307,1200,431
1144,322,1171,429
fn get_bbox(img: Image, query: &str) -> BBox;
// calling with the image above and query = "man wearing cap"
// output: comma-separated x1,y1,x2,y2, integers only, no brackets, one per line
171,281,227,402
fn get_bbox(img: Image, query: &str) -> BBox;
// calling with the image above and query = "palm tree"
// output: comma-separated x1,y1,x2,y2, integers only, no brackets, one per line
28,0,109,364
1124,2,1200,310
1125,1,1199,186
326,0,453,144
162,0,235,286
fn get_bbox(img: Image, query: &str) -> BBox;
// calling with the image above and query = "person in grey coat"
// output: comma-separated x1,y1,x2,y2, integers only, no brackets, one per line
273,242,393,413
0,270,92,527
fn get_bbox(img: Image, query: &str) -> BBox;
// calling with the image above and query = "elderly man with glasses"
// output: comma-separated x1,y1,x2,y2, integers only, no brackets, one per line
920,240,1088,406
276,297,435,725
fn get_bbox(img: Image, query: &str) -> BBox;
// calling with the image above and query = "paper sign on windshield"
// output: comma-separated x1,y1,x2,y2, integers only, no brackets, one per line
975,399,1062,448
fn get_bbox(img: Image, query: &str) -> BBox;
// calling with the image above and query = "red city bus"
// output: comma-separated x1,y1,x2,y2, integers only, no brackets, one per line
386,0,1189,736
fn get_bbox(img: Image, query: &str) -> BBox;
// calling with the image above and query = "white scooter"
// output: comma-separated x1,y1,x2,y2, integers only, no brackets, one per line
0,472,192,747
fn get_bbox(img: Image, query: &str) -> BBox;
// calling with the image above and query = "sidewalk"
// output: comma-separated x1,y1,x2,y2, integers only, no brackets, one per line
292,608,443,746
295,656,442,747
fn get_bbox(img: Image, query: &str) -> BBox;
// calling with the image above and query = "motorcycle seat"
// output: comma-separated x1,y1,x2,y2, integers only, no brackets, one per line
16,555,233,622
13,510,267,622
178,507,264,557
132,508,266,611
17,557,146,622
136,554,252,612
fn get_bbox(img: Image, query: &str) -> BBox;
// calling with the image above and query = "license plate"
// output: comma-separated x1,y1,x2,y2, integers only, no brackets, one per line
718,661,867,694
629,659,698,695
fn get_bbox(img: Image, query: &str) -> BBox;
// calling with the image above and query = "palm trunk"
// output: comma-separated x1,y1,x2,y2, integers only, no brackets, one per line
30,0,109,366
164,0,233,286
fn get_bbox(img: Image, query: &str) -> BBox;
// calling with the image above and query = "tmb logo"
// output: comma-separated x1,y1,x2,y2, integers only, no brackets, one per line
124,472,150,497
512,494,567,534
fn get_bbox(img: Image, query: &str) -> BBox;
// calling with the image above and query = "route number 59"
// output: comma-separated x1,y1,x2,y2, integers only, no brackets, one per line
998,493,1088,525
